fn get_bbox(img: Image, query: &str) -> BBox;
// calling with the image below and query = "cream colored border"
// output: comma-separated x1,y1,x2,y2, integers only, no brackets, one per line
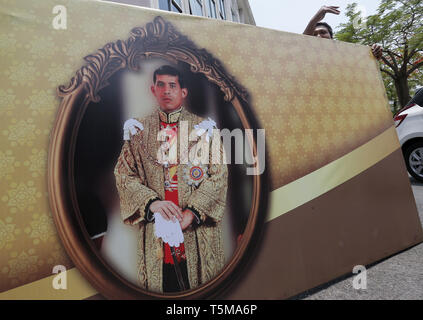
0,126,400,299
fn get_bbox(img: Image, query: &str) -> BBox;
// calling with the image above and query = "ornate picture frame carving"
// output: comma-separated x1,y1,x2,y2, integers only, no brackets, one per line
48,16,267,299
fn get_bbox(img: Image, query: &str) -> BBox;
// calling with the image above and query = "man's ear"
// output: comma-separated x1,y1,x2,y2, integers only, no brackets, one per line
151,85,156,95
182,88,188,98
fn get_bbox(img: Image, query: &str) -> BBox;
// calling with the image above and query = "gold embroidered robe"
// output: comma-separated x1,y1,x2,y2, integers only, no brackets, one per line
114,107,228,293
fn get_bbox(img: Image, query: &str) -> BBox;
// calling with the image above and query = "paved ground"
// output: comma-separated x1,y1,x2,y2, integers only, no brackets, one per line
295,176,423,300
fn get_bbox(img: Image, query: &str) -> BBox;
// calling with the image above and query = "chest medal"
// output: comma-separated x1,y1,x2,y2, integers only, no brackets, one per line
183,162,208,187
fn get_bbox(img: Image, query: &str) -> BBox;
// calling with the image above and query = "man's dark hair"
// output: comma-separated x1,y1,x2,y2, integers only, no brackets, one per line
316,22,334,39
153,65,186,88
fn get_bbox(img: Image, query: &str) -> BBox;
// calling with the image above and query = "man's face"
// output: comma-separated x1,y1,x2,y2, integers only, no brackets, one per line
313,26,332,39
151,74,187,113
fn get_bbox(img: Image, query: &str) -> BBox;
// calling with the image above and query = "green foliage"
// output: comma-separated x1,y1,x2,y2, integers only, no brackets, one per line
335,0,423,113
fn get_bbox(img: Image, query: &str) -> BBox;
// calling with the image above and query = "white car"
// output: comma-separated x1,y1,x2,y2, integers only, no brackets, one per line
395,88,423,181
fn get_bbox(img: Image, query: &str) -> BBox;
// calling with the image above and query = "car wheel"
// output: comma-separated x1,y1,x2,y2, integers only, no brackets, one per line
404,141,423,182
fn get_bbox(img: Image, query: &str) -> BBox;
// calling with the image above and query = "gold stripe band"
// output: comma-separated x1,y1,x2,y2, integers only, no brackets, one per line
0,126,400,299
266,126,400,222
0,268,97,300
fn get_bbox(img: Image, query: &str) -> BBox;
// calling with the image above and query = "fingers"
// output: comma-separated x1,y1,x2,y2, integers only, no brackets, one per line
324,5,340,15
180,210,195,231
150,200,183,222
371,44,383,59
167,202,183,221
317,5,340,21
328,8,340,15
150,200,170,221
154,201,182,221
179,214,189,231
180,219,189,231
326,6,340,10
159,207,173,221
375,48,382,56
158,210,169,221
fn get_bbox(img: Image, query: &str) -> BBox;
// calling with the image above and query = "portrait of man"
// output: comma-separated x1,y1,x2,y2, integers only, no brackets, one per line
114,65,228,293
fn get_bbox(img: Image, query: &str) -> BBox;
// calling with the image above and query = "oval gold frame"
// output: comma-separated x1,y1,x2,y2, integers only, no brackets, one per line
48,16,267,299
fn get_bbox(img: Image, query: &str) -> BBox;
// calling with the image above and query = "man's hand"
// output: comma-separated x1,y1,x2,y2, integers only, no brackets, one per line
304,6,340,36
180,209,195,231
371,44,383,60
314,6,341,22
150,200,183,222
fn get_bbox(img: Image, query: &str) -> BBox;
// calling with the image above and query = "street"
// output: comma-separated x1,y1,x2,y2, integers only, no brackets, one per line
297,176,423,300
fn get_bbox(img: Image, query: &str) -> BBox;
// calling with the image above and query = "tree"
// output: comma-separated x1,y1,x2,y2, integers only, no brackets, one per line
335,0,423,113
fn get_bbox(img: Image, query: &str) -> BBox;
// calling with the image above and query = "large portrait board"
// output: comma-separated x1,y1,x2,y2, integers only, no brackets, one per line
0,0,422,300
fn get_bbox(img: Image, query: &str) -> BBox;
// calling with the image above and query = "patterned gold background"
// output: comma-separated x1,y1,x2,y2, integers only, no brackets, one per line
0,0,393,292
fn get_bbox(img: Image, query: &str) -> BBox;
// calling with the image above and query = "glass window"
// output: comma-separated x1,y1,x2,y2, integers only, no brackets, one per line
159,0,170,11
218,0,226,19
171,2,182,12
159,0,182,13
231,9,238,22
207,0,217,18
189,0,203,16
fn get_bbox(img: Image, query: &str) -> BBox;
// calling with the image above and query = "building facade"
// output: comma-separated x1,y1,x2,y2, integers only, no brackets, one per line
104,0,255,25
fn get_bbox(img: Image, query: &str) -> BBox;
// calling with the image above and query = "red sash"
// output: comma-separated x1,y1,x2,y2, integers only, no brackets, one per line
160,120,186,265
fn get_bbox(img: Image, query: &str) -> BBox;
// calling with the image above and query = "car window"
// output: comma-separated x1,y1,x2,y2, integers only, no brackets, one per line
411,88,423,106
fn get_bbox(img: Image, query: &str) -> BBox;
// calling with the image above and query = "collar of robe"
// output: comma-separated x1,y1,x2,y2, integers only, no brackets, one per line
158,106,183,124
